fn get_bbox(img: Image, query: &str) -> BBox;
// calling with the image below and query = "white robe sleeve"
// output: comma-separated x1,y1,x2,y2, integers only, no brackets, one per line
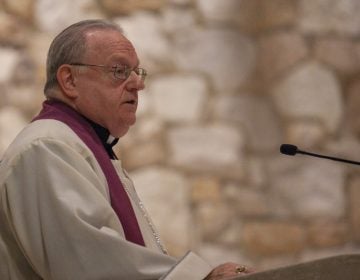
0,136,212,280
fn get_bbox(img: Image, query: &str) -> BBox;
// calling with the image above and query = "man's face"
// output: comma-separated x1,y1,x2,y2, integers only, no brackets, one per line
73,29,145,137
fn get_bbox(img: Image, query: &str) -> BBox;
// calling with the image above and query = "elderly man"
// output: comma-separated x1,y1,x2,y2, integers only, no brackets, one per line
0,20,252,279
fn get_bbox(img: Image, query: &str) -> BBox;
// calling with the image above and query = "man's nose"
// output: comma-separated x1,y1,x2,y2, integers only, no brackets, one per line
125,71,145,92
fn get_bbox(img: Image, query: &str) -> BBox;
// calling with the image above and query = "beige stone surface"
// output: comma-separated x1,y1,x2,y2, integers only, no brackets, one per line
307,220,348,248
272,62,343,133
191,177,221,203
258,31,308,82
349,176,360,243
3,0,34,21
0,11,28,46
242,222,306,256
314,38,359,74
345,80,360,138
1,0,360,269
98,0,166,15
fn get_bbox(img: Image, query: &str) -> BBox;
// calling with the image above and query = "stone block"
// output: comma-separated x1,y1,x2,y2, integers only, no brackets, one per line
191,177,221,203
98,0,166,15
115,12,171,71
0,12,28,46
258,31,308,82
271,62,343,133
195,201,231,241
130,167,193,256
349,176,360,243
314,38,359,74
242,222,306,256
0,107,27,157
148,74,207,122
173,28,256,91
0,48,20,84
197,0,296,31
214,93,282,152
285,120,326,149
168,124,245,171
298,0,360,35
307,220,348,248
345,80,360,138
121,141,165,170
35,0,103,32
269,156,346,220
3,0,34,21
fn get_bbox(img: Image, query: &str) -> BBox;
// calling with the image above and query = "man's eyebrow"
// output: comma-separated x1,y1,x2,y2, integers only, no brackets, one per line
111,58,140,68
111,57,128,64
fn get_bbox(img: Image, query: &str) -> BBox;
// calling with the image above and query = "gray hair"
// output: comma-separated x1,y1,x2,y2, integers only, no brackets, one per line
44,19,123,95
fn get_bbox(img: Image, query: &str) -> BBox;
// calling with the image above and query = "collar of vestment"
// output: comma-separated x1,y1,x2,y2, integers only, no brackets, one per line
32,99,145,247
85,117,119,160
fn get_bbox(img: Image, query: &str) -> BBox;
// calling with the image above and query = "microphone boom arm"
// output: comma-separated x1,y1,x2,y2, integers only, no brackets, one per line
297,150,360,166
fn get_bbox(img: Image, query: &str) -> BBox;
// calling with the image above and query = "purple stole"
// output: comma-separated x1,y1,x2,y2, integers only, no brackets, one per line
32,100,145,246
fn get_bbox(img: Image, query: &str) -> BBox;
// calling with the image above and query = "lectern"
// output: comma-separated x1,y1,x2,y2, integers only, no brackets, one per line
229,254,360,280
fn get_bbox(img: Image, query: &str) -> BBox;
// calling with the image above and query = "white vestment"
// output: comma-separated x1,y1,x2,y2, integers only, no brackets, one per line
0,119,212,280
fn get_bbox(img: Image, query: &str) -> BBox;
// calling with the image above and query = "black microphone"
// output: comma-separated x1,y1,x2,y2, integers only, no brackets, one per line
280,144,360,166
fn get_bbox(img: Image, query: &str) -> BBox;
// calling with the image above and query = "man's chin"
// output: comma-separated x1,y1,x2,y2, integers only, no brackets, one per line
112,127,129,138
114,123,135,138
110,116,136,137
129,116,136,125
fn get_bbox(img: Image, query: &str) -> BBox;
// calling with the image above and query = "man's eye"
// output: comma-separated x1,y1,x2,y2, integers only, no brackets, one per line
112,65,130,79
114,67,126,75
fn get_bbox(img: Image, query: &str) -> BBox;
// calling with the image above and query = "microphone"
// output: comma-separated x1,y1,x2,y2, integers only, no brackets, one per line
280,144,360,166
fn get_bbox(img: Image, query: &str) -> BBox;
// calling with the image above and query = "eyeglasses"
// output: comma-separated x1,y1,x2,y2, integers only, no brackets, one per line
69,63,147,81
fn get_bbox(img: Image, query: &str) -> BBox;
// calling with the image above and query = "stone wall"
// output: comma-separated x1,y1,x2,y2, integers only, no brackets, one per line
1,0,360,270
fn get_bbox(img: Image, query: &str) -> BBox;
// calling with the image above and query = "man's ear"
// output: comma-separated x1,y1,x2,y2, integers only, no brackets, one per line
56,64,79,99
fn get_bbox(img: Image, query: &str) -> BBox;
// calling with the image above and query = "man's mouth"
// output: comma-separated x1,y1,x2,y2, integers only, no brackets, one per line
124,99,136,105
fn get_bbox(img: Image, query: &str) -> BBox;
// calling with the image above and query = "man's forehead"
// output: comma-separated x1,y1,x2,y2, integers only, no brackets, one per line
85,29,135,51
